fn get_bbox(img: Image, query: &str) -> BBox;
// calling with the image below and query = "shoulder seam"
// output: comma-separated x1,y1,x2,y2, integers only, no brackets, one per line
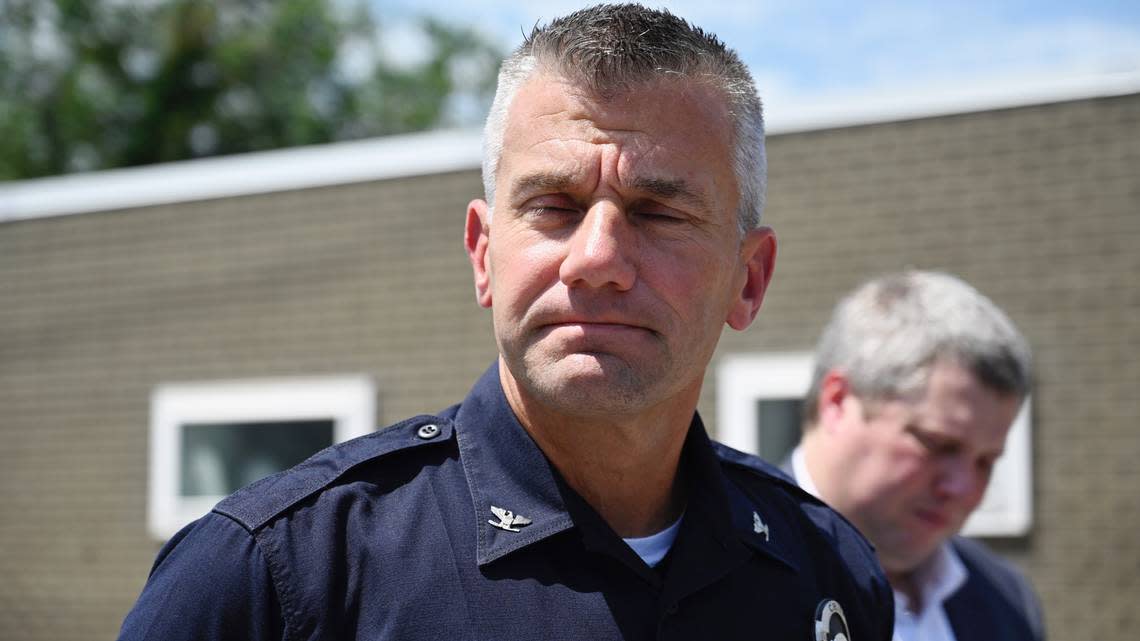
213,414,454,532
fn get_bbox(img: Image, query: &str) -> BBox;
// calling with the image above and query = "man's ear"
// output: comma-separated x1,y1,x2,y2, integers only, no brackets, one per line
726,226,777,330
465,199,493,308
817,369,855,433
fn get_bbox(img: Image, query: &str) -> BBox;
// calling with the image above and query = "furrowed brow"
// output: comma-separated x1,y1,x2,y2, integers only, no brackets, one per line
509,172,713,211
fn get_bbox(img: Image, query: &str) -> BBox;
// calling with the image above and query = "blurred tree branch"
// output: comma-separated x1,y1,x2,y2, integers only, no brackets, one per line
0,0,502,179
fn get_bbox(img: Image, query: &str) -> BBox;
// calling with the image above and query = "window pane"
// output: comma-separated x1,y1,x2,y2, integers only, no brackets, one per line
755,398,802,465
180,420,335,496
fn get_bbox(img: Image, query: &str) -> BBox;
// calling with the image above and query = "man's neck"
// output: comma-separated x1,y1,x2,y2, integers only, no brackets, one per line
500,365,696,538
799,431,838,502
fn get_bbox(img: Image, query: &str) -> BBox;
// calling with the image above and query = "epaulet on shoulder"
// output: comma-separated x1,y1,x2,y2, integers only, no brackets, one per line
213,414,454,532
711,440,829,508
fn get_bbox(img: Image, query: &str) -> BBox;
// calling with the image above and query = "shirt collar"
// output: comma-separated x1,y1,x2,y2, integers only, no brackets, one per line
454,361,798,577
791,444,822,499
895,542,968,615
454,363,575,566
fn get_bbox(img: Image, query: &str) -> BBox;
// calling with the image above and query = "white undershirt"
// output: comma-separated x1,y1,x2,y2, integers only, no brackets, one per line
791,446,968,641
623,515,683,567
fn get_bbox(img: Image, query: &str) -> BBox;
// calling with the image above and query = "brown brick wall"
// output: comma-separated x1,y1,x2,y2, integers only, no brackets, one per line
2,93,1137,639
0,170,499,638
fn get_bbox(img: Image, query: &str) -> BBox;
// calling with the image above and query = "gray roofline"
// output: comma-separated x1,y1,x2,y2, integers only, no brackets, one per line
761,69,1140,134
3,71,1138,223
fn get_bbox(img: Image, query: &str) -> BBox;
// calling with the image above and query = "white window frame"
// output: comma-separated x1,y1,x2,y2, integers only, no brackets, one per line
148,376,376,540
716,352,1033,537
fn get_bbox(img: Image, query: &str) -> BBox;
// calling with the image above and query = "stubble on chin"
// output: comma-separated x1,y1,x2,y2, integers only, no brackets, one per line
506,342,671,417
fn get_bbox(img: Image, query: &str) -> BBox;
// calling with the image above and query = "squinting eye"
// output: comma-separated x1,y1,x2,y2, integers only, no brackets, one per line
521,206,582,230
910,431,935,451
636,211,683,223
909,430,955,457
525,205,578,218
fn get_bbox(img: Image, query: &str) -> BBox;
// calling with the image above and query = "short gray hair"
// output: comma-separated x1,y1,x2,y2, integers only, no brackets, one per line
803,270,1032,425
481,3,766,234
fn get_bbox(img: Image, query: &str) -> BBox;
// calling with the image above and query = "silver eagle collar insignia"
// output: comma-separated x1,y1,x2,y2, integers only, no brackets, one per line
488,505,532,532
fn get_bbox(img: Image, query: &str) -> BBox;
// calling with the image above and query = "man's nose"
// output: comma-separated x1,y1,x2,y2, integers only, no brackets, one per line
559,203,637,291
934,457,982,501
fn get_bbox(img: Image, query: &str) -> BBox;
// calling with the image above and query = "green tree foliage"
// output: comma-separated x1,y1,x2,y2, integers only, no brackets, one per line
0,0,503,180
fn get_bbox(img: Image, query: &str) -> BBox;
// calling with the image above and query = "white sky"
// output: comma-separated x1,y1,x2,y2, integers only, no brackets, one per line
371,0,1140,120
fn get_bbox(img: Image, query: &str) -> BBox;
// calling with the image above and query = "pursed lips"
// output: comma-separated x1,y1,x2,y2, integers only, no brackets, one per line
542,319,654,332
535,317,661,342
525,299,670,341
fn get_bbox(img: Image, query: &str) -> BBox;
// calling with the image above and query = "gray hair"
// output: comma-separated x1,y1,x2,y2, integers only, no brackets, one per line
481,3,766,234
803,270,1032,425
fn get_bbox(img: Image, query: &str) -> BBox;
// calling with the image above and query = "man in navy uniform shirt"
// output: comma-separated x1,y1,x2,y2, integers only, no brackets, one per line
119,4,893,639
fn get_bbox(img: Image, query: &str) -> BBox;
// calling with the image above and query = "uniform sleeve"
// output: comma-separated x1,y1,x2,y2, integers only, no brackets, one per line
117,512,287,641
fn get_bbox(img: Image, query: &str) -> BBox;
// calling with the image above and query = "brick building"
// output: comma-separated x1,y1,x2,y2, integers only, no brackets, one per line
2,75,1138,639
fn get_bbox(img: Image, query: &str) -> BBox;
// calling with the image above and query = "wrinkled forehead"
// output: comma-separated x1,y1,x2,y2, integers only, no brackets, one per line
494,73,739,217
499,73,735,173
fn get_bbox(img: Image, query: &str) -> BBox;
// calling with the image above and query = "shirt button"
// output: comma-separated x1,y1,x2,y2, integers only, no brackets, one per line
664,603,679,616
417,423,441,440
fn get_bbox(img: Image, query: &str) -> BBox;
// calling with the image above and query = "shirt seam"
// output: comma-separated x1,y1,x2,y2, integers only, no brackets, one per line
249,520,302,641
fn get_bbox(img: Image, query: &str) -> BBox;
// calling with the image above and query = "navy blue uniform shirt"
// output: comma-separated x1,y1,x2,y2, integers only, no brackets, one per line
120,364,893,640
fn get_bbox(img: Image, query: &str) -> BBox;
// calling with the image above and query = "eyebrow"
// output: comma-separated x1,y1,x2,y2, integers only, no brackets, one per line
511,172,577,200
510,171,712,210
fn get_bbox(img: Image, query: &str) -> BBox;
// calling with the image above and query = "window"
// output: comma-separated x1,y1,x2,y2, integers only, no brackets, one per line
717,352,813,466
716,353,1033,537
148,376,376,540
